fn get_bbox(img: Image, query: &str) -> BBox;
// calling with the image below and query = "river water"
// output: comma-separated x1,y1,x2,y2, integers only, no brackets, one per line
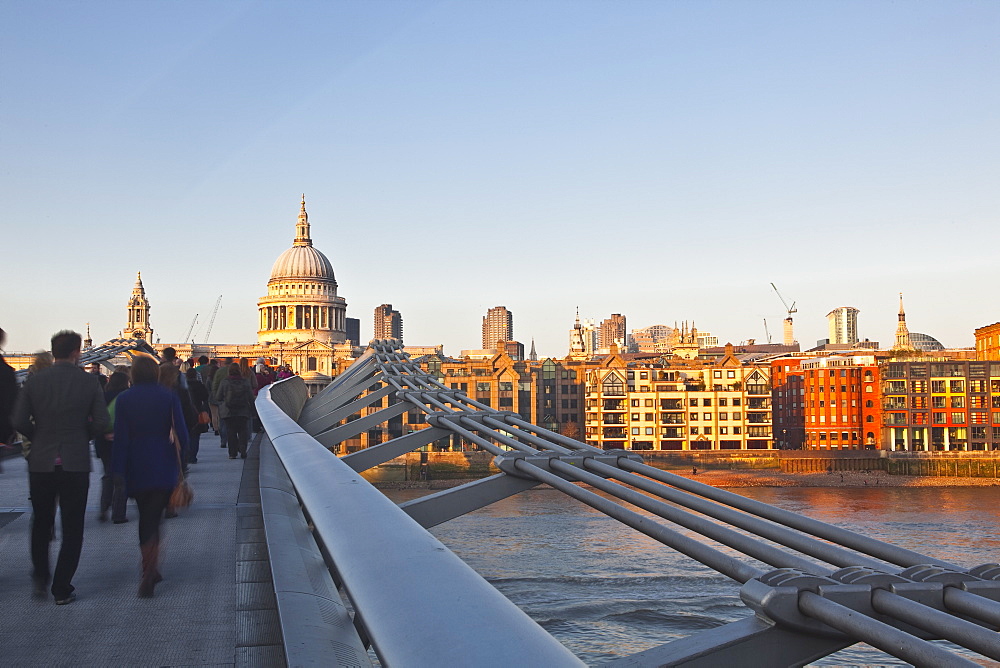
384,486,1000,666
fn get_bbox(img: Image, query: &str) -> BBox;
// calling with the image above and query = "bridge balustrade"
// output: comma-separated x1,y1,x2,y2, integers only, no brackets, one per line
257,340,1000,667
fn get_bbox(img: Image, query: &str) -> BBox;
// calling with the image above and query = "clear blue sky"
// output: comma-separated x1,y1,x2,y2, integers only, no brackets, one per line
2,0,998,357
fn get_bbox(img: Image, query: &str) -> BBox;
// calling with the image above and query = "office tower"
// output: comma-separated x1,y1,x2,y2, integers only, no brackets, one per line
826,307,860,345
374,304,403,341
631,325,673,353
345,317,360,347
482,306,513,349
598,314,627,350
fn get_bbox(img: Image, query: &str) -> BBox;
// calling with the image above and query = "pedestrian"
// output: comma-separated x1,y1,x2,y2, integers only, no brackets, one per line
159,347,187,390
218,363,252,459
159,365,196,472
112,355,189,598
193,355,210,384
185,367,210,464
98,370,130,523
89,362,108,390
212,358,234,445
26,350,53,378
203,359,220,434
12,330,108,604
0,328,18,456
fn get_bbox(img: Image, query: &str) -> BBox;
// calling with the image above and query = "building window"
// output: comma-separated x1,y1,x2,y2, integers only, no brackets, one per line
703,399,712,407
690,427,699,435
703,413,712,420
689,413,699,421
951,413,966,424
719,412,728,420
308,357,317,371
644,399,653,407
720,427,728,435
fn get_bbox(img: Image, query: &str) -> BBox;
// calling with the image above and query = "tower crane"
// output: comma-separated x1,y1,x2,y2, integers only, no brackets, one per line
770,283,797,346
183,314,198,344
203,295,222,343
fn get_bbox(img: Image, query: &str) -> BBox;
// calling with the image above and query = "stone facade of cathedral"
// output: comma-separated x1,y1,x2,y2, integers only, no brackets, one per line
141,197,359,391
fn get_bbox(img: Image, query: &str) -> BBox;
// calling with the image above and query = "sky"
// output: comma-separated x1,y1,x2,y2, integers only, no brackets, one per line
2,0,998,357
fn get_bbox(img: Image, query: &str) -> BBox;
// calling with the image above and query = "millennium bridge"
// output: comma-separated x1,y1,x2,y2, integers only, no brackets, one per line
2,339,999,666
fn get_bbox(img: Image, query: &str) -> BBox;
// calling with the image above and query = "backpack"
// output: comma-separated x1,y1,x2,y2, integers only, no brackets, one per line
225,379,250,411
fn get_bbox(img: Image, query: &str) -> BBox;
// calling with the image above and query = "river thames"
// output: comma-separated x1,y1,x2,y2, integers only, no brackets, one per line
386,486,999,666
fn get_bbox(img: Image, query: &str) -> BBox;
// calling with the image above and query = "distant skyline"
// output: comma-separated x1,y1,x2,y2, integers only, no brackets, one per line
2,1,998,356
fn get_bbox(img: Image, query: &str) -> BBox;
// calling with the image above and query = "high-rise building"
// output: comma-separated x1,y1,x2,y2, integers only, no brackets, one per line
345,317,360,347
598,314,627,351
827,307,860,345
631,325,673,353
374,304,403,341
482,306,513,349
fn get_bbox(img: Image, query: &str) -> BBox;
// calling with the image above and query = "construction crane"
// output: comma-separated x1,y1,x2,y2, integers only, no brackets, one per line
763,318,772,344
183,314,198,343
203,295,222,343
770,282,797,346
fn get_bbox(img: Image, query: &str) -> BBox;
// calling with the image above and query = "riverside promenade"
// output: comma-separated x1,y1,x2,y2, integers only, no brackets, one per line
0,432,283,666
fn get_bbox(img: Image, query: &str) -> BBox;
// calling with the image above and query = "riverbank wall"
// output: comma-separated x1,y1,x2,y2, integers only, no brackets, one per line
357,449,1000,484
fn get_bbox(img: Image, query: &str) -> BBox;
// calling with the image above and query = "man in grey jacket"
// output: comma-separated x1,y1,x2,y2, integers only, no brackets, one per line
13,330,108,604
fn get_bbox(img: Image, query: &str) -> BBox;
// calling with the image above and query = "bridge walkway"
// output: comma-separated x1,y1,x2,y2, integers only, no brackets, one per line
0,431,283,666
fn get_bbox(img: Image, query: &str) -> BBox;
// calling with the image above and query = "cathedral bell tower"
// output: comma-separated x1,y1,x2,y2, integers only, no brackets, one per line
123,272,154,340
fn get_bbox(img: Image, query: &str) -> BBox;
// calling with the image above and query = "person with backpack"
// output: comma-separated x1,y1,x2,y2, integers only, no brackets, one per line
218,364,252,459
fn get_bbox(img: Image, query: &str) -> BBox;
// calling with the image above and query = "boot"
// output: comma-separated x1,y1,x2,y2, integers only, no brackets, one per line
139,538,160,598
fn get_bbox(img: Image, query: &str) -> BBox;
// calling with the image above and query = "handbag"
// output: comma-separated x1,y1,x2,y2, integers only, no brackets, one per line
168,417,194,510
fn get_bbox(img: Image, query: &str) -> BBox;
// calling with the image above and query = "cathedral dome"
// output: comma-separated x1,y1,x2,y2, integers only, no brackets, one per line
267,195,336,284
269,245,336,282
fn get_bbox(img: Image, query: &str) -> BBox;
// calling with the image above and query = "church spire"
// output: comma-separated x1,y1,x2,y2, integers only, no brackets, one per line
294,194,312,247
894,292,915,351
123,271,153,341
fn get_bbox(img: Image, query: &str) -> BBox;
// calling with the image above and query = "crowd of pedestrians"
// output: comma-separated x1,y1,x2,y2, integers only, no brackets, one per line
0,329,280,604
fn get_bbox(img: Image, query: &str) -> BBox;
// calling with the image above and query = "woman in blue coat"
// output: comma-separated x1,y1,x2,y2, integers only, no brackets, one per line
112,355,189,597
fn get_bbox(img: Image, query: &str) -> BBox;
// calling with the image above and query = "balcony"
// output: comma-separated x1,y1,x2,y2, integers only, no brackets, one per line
602,416,626,425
